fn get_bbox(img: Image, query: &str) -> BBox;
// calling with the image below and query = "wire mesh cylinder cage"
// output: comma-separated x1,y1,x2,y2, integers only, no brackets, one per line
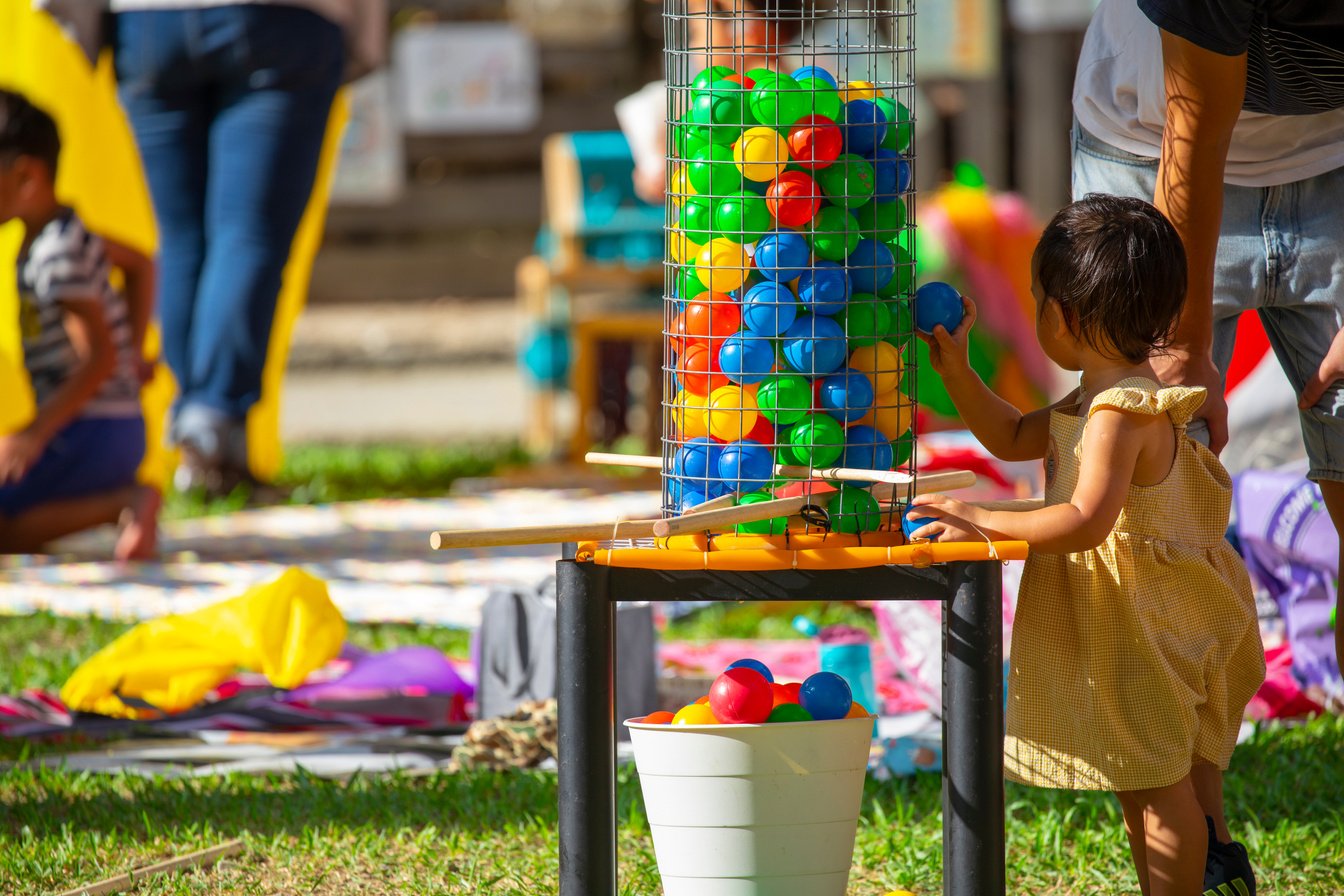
661,0,917,537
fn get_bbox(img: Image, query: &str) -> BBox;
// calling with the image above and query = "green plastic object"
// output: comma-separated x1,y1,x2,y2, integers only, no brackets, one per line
676,265,708,301
748,74,809,130
692,65,736,91
795,77,842,122
807,206,860,262
784,413,845,468
837,297,891,346
736,491,789,535
826,484,882,533
767,703,813,723
815,153,875,209
713,190,772,244
854,197,906,243
679,196,716,243
757,373,813,425
877,241,914,296
885,300,913,339
686,143,744,197
874,97,911,152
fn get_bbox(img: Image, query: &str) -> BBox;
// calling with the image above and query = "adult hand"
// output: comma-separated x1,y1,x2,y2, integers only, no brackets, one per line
0,430,44,484
1299,327,1344,411
1152,350,1228,454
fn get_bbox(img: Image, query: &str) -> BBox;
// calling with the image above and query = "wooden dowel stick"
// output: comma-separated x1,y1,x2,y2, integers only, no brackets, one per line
56,840,244,896
868,470,977,500
430,519,660,549
585,451,964,487
654,493,814,537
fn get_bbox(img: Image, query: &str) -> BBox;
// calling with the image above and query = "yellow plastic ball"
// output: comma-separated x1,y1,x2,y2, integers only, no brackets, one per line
672,702,719,725
884,891,917,896
849,342,904,395
668,228,704,265
669,165,696,204
734,126,791,183
695,238,750,292
705,384,759,442
841,79,883,102
673,388,710,439
859,389,914,440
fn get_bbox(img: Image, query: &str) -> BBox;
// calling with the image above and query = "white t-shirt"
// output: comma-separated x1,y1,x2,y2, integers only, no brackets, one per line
1072,0,1344,187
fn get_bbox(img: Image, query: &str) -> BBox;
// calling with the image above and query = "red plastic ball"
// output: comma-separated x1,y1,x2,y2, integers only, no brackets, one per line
769,682,798,707
725,73,756,90
708,667,774,723
679,294,742,348
746,414,775,445
679,341,729,394
642,710,676,724
766,171,822,228
786,113,843,170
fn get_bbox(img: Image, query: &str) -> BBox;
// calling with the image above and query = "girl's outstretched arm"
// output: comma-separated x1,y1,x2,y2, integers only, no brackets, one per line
908,407,1154,553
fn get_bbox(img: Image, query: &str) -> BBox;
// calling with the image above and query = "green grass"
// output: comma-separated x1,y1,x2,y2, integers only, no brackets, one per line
2,612,1342,894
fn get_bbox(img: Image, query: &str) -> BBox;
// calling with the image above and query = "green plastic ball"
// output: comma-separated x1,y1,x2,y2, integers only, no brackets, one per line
892,433,914,467
784,413,846,468
885,300,913,339
837,297,891,346
687,143,744,198
826,484,882,533
874,97,912,152
692,65,736,91
736,491,789,535
679,196,716,243
673,117,710,162
767,703,813,723
713,190,772,244
854,198,907,243
814,153,875,209
676,265,708,301
746,68,779,85
692,79,749,133
796,77,842,122
807,206,861,262
877,241,914,296
749,74,809,130
757,374,813,426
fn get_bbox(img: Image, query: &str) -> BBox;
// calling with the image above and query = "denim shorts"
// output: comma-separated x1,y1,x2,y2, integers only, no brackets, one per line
0,416,144,517
1072,121,1344,482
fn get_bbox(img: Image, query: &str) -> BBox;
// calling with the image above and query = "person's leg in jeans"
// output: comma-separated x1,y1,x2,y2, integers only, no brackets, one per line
182,5,343,477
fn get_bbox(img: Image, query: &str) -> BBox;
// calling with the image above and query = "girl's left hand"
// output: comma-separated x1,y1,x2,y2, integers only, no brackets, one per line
906,493,987,542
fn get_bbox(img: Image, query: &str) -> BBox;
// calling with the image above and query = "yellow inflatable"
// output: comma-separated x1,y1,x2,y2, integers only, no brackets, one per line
0,1,348,485
60,567,347,718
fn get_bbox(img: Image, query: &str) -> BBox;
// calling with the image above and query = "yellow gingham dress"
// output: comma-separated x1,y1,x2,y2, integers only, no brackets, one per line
1004,378,1265,791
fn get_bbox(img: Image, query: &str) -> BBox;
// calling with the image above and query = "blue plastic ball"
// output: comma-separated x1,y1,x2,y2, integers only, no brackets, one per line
790,65,837,89
847,239,895,294
796,261,851,316
799,671,853,721
753,230,811,282
841,423,894,473
871,148,911,203
781,315,847,376
842,98,888,156
819,368,875,423
726,657,775,682
902,514,940,541
673,436,724,480
678,485,711,511
718,440,776,492
914,281,965,334
740,281,799,337
718,333,776,385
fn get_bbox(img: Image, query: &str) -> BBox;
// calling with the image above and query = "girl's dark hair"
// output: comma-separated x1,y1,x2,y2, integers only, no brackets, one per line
1034,193,1187,364
0,89,60,177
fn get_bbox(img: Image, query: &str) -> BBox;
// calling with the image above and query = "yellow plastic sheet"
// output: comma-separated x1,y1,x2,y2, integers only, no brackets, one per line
0,1,348,483
60,567,347,718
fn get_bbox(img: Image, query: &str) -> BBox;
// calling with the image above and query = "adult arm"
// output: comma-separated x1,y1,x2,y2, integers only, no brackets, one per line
1151,28,1247,454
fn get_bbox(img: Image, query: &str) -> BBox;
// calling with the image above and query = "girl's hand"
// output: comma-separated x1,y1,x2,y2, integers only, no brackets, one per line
906,492,990,543
0,430,45,484
916,296,977,379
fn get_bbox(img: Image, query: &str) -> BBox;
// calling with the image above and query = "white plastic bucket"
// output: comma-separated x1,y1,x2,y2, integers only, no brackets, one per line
624,715,873,896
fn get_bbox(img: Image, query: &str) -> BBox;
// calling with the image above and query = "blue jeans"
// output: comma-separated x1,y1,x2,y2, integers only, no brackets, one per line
114,5,343,462
1072,121,1344,482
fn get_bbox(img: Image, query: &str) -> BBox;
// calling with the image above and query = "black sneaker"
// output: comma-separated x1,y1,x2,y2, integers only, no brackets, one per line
1203,816,1256,896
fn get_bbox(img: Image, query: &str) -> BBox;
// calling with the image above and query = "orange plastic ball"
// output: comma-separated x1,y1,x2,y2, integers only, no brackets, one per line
641,711,676,724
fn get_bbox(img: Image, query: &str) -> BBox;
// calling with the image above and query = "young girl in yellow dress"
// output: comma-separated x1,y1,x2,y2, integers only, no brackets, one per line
909,194,1265,896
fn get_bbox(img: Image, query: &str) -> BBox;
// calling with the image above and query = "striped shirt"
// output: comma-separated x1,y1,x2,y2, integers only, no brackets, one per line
17,209,139,419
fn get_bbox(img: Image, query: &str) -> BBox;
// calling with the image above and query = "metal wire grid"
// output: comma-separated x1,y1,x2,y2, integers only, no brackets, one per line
660,0,917,535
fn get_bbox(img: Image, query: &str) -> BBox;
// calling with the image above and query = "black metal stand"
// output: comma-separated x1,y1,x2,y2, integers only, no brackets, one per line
556,557,1005,896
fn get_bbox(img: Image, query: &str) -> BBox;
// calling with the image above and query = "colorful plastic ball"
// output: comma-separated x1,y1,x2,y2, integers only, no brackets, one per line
735,491,789,535
786,113,843,170
669,165,696,202
756,373,813,426
781,314,847,376
678,197,716,244
914,281,965,334
783,412,846,468
727,657,775,683
799,670,853,720
718,333,776,385
844,701,872,719
842,423,895,473
765,170,822,228
854,197,906,243
696,239,750,292
673,435,724,480
672,389,710,439
878,241,914,297
752,229,811,282
840,80,882,102
746,67,779,84
902,513,939,542
849,341,904,394
712,190,772,244
692,64,736,91
691,79,749,139
886,300,913,338
768,682,796,706
837,297,892,346
641,710,676,724
705,384,759,442
725,72,756,90
748,74,809,129
871,149,911,203
859,390,913,444
673,116,710,160
734,126,791,182
745,414,775,444
674,483,710,512
740,280,798,337
796,77,842,122
672,702,719,725
676,294,742,349
848,239,896,294
873,97,912,152
677,341,729,393
842,98,888,155
814,153,875,209
719,440,775,492
676,265,708,301
790,65,836,88
709,666,774,724
767,703,814,723
806,206,861,261
796,261,851,316
687,143,744,197
819,368,875,423
668,227,705,265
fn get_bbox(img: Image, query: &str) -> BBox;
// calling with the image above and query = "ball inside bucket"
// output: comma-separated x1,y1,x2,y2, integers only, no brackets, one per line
625,714,875,896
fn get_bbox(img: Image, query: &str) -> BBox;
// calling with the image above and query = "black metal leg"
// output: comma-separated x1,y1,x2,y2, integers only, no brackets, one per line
942,561,1006,896
557,559,616,896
